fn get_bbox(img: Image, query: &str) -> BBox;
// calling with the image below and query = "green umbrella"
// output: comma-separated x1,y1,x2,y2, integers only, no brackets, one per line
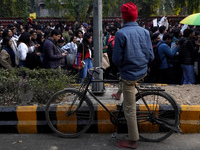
180,13,200,26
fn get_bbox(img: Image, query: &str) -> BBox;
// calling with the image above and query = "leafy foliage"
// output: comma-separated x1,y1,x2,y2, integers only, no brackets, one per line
0,0,29,19
45,0,93,23
0,0,199,21
44,0,200,21
159,0,200,15
0,68,77,106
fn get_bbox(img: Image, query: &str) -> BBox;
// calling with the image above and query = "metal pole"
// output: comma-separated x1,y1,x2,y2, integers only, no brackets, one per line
92,0,104,94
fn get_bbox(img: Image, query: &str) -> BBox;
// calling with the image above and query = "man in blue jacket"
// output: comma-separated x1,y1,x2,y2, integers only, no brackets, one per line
112,2,154,149
157,33,179,83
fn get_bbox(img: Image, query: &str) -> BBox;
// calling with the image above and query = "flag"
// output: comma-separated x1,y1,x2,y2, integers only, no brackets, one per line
29,13,36,19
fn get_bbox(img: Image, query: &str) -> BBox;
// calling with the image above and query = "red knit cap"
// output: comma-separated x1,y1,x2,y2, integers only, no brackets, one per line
121,2,138,21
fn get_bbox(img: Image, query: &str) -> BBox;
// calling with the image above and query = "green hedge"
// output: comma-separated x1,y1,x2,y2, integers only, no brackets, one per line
0,68,77,106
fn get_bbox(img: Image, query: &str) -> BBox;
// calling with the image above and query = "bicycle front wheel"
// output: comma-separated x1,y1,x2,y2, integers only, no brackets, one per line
45,88,94,138
136,91,179,142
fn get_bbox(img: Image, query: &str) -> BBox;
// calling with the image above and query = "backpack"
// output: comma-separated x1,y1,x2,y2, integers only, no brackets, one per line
150,42,165,69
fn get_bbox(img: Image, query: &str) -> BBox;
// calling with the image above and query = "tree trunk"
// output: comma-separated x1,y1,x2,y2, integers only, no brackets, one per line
76,11,81,25
85,3,93,23
182,7,188,15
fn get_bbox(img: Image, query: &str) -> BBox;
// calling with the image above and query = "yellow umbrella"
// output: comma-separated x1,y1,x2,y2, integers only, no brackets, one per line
180,13,200,26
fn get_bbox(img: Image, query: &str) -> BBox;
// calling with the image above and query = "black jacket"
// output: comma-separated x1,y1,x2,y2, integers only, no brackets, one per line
179,37,196,65
43,38,64,69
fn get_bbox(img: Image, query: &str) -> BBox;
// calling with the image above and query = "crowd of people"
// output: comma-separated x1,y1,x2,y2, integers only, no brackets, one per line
104,17,200,85
148,23,200,85
0,19,94,81
0,17,200,84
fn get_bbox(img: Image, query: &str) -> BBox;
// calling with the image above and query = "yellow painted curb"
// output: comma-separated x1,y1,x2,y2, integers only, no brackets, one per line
4,104,200,134
180,105,200,133
17,106,37,133
139,104,159,132
56,105,77,133
97,104,117,133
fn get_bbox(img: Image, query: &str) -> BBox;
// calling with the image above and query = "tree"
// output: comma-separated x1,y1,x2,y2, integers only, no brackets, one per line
0,0,29,19
135,0,161,19
44,0,200,22
0,0,13,17
45,0,93,23
170,0,200,15
14,0,29,19
103,0,161,19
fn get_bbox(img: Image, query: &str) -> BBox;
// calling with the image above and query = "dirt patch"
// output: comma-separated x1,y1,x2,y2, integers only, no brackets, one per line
161,84,200,105
107,84,200,106
1,84,200,106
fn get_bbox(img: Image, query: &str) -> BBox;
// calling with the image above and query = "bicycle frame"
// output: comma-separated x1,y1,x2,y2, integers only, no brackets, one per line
78,80,160,125
74,67,159,123
72,67,181,133
87,89,117,119
45,67,181,141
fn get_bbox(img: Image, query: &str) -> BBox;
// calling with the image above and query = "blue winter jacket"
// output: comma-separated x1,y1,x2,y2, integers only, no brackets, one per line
157,40,179,69
112,22,154,81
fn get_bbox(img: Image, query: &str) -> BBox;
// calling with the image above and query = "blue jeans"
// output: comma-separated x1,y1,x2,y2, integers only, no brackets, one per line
181,64,195,84
79,58,93,81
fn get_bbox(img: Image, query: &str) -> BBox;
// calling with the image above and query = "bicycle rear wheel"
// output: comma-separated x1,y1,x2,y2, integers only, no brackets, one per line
136,91,179,142
45,88,94,138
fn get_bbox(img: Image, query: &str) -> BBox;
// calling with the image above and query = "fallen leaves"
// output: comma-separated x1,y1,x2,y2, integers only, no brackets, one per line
12,140,23,144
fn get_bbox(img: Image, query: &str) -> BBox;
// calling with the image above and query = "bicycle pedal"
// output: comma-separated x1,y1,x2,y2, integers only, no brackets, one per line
111,132,117,138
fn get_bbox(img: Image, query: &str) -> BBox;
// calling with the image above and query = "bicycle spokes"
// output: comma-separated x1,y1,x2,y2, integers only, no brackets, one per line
136,91,179,142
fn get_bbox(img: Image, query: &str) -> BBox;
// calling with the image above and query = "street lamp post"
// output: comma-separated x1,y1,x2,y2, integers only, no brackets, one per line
92,0,104,94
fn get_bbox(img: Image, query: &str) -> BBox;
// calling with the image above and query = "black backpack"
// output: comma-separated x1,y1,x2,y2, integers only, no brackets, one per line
150,42,165,69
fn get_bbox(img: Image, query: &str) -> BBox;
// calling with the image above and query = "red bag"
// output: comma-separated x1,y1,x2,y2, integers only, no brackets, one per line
73,43,85,70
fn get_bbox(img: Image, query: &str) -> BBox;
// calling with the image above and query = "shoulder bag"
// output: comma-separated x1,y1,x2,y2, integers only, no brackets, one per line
73,43,85,70
65,43,76,67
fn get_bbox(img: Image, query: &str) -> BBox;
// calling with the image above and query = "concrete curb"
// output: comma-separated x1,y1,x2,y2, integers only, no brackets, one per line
0,105,199,133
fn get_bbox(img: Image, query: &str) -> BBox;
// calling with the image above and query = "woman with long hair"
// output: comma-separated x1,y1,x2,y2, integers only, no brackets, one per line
17,32,33,67
75,30,83,46
0,36,17,68
75,33,93,81
2,28,18,65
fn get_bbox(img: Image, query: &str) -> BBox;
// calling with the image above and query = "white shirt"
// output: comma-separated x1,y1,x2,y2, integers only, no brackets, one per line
77,38,83,43
159,34,163,40
62,42,77,55
17,43,34,61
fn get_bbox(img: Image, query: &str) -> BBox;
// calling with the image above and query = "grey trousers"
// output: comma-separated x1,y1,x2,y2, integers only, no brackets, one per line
122,79,139,141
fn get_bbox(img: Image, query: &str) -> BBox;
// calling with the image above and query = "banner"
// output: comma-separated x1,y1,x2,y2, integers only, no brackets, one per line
153,19,157,27
29,13,36,19
181,24,188,35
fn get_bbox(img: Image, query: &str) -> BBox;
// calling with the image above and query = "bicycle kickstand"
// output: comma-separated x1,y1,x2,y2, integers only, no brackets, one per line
111,125,117,138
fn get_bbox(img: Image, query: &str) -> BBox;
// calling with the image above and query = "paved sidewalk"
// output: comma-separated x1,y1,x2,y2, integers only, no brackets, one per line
1,133,200,150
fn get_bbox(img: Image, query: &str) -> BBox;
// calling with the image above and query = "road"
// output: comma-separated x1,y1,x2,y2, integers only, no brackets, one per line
1,133,200,150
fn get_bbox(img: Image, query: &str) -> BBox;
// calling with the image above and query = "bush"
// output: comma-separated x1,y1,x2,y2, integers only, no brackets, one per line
0,68,77,106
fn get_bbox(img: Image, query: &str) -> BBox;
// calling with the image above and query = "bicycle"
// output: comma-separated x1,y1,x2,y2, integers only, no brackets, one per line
45,67,181,142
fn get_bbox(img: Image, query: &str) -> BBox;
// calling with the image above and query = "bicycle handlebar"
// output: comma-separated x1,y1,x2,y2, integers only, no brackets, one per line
87,67,105,76
88,67,104,72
